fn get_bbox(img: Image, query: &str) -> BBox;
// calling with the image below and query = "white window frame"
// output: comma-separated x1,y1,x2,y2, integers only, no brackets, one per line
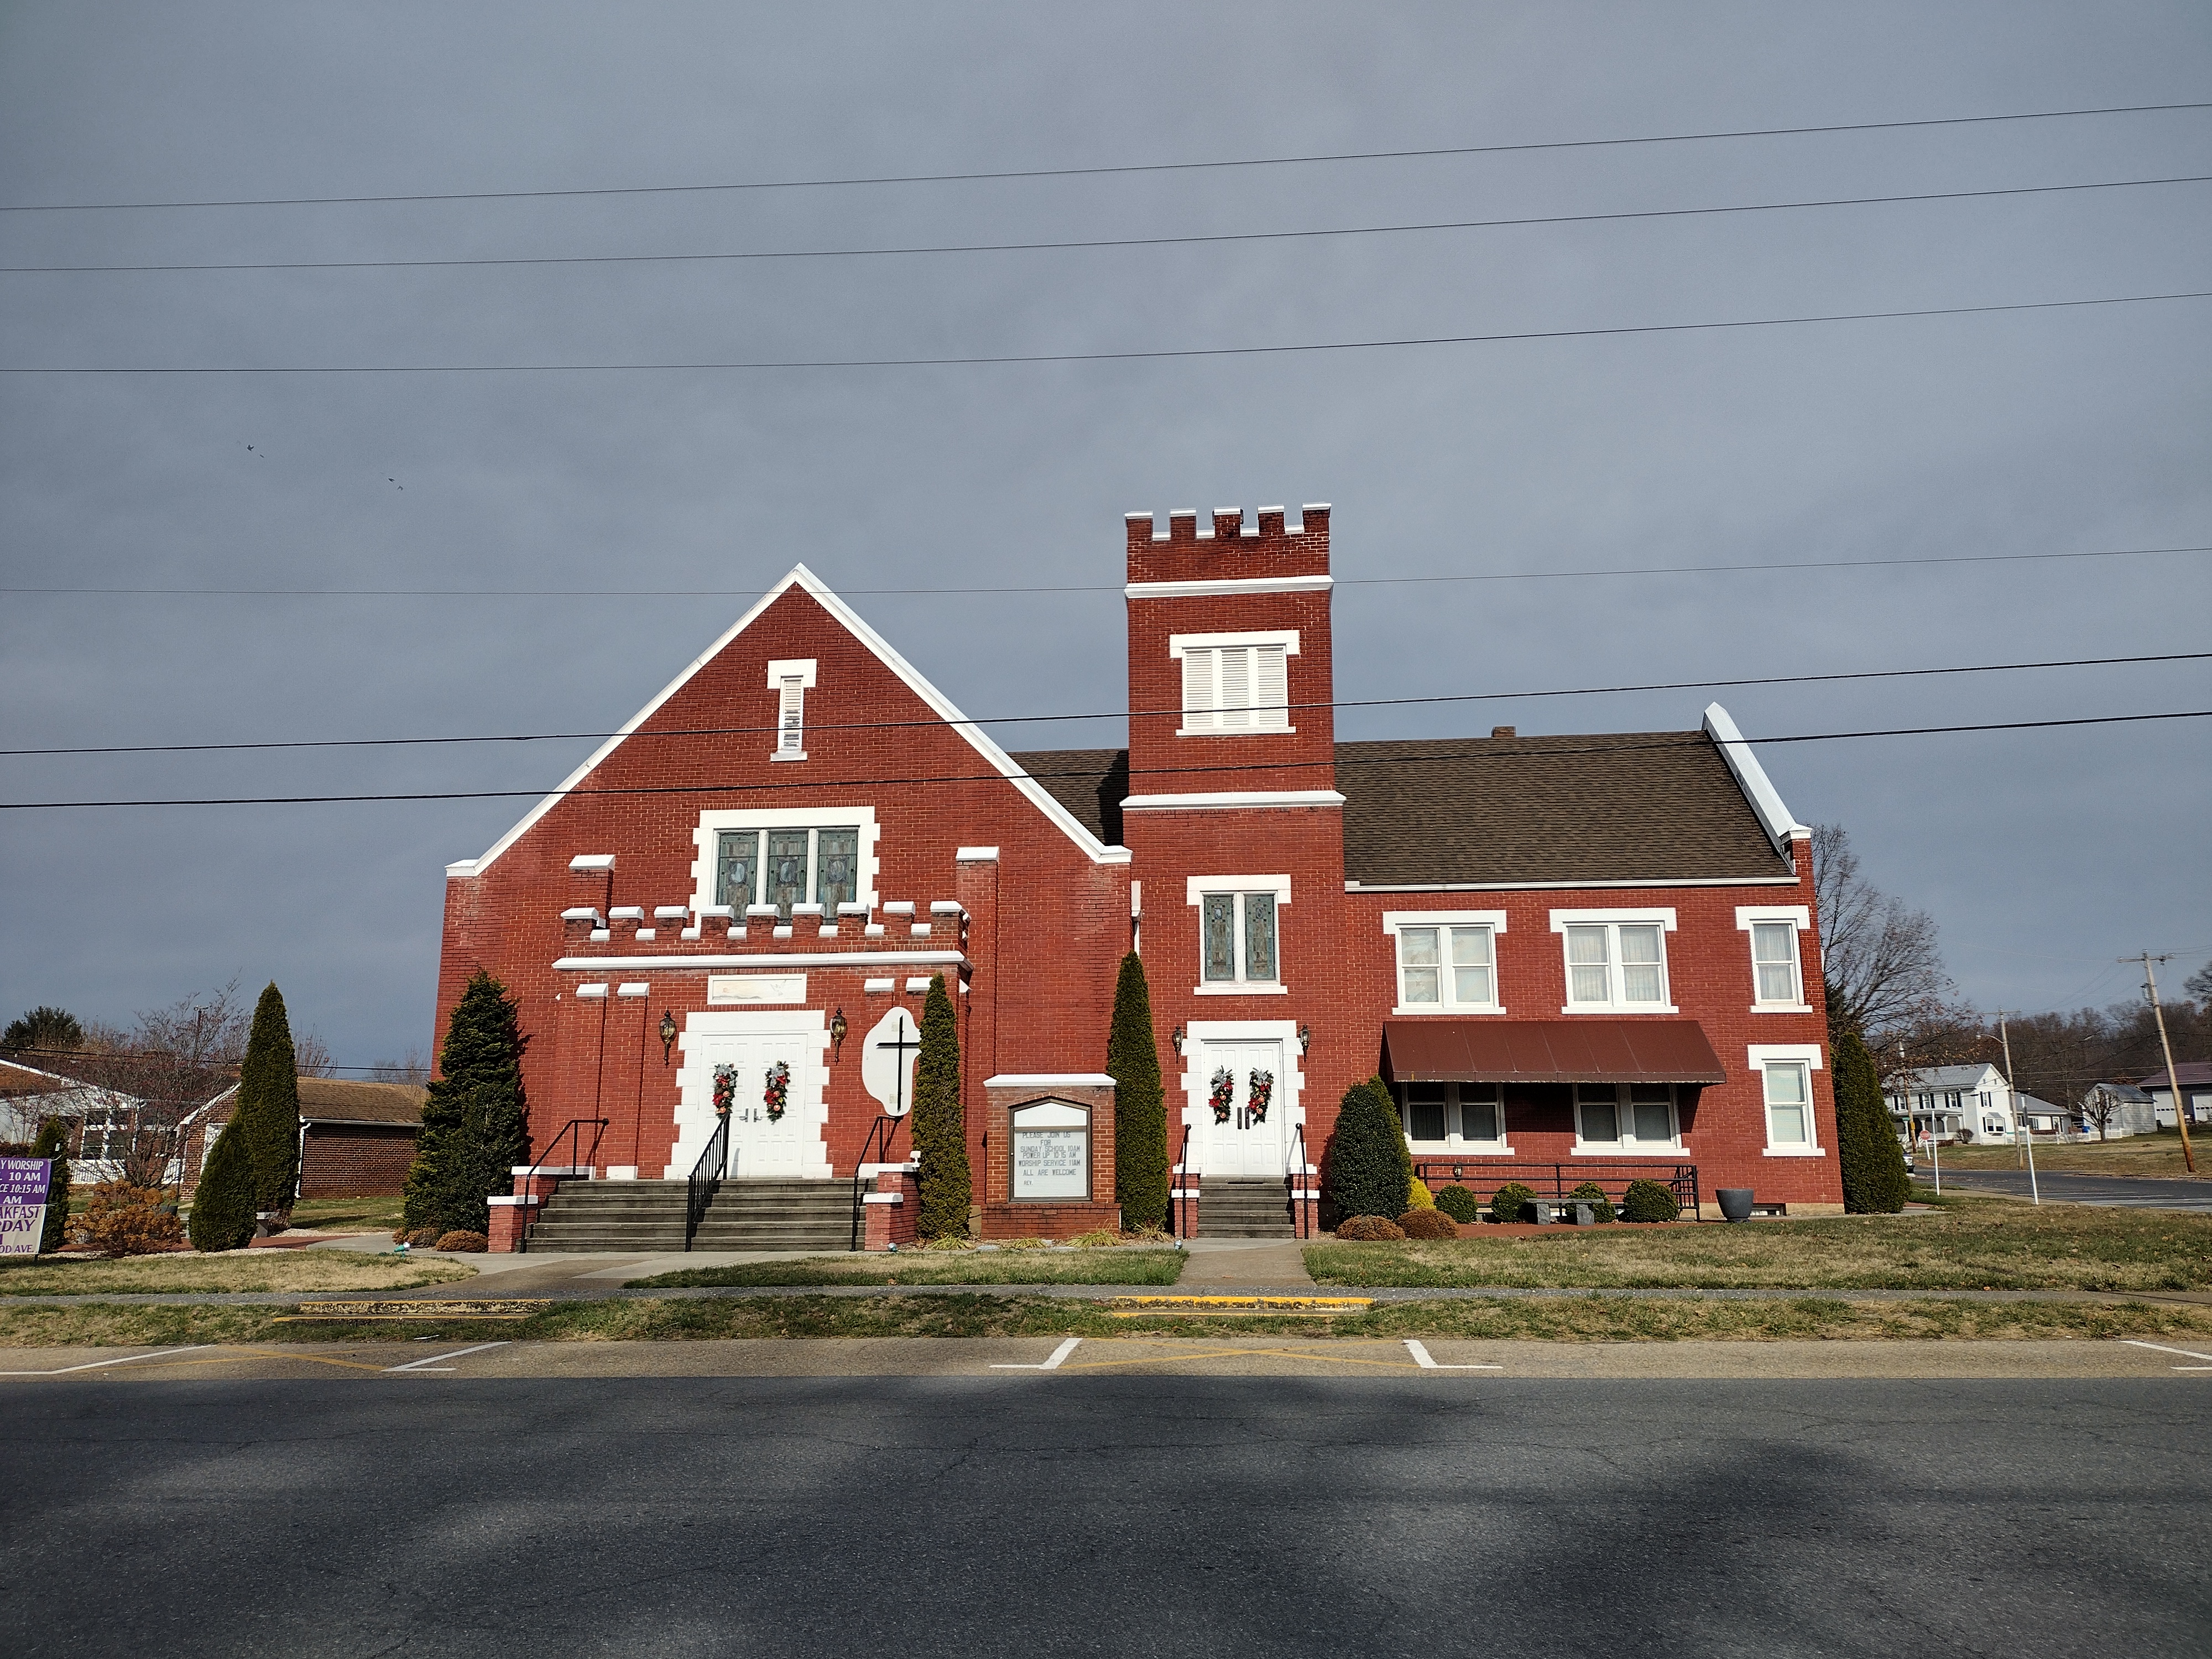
1381,911,1508,1015
1749,1043,1825,1156
1170,630,1298,735
1550,909,1678,1014
766,659,817,761
690,806,879,917
1571,1082,1682,1153
1736,905,1813,1013
1187,874,1290,994
1396,1079,1512,1155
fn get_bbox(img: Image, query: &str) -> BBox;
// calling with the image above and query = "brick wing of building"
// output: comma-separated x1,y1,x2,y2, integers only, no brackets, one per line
439,504,1840,1250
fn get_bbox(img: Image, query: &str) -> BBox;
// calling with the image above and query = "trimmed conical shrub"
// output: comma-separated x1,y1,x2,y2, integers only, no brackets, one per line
1324,1076,1410,1221
1834,1028,1910,1213
189,1122,257,1251
910,974,971,1239
403,970,531,1238
29,1115,71,1255
1104,952,1168,1232
233,982,301,1215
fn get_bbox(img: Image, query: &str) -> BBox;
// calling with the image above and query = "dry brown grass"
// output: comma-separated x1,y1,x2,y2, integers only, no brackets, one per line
0,1251,475,1297
1922,1129,2205,1179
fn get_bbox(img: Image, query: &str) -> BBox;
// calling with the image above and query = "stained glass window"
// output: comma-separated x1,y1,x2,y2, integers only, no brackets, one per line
765,829,810,917
815,828,859,911
1242,893,1277,983
1201,894,1237,981
716,830,760,910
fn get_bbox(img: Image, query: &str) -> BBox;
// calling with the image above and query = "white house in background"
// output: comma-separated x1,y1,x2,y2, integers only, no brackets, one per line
2079,1081,2161,1140
2137,1062,2212,1129
1885,1062,2018,1144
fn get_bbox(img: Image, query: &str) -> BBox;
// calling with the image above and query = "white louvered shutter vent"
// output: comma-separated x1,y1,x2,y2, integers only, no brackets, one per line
1255,645,1288,730
1182,648,1218,731
778,676,805,752
1218,648,1251,729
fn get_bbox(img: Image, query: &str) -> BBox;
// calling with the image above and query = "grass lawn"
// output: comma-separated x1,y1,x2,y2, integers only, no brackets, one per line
283,1194,407,1233
0,1251,475,1297
632,1248,1187,1288
1303,1191,2212,1291
1921,1128,2206,1180
6,1291,2212,1348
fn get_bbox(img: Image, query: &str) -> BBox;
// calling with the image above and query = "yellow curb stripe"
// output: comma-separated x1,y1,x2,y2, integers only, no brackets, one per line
1060,1345,1419,1373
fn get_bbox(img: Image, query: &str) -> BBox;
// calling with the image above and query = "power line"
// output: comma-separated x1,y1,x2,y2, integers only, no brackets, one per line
7,540,2207,601
9,174,2204,275
3,708,2204,811
9,289,2203,375
7,100,2205,213
8,650,2203,759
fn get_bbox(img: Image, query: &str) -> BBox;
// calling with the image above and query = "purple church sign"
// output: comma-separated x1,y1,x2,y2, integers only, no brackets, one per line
0,1158,51,1255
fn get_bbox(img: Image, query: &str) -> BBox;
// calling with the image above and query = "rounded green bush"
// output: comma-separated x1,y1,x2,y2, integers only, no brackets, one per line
1433,1184,1483,1223
1621,1178,1681,1223
1489,1181,1536,1224
1569,1181,1617,1224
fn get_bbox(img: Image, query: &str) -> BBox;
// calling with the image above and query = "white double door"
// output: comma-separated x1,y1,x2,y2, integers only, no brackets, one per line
1191,1034,1290,1178
672,1010,831,1180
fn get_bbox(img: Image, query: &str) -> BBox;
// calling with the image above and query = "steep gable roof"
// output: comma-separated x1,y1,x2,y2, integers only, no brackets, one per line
453,565,1128,877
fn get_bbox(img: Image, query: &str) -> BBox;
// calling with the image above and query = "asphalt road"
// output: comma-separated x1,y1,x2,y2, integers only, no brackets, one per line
3,1377,2205,1657
1924,1167,2212,1211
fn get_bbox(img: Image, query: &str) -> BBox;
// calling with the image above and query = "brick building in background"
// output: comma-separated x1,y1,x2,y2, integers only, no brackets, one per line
437,504,1840,1248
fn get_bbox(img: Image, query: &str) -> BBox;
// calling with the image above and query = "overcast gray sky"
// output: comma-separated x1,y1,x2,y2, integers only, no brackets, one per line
3,2,2208,1070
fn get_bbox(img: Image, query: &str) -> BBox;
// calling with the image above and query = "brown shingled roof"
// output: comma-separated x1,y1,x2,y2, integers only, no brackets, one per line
293,1077,426,1125
1010,728,1792,885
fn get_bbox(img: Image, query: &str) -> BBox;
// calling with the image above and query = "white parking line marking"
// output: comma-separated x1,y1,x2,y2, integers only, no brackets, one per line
990,1337,1082,1371
384,1341,510,1374
2121,1340,2212,1364
0,1345,214,1377
1405,1340,1503,1371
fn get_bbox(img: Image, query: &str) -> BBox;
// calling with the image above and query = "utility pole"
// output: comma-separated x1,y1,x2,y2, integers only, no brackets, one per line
2127,954,2195,1174
1995,1011,2037,1206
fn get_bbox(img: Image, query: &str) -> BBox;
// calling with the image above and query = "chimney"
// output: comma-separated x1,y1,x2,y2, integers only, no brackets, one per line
1491,726,1516,739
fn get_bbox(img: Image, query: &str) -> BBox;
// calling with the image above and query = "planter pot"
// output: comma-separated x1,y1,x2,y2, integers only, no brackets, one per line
1716,1188,1756,1223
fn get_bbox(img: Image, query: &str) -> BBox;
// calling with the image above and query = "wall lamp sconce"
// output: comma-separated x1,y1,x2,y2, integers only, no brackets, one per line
659,1010,678,1065
830,1006,849,1061
1170,1024,1186,1057
1297,1023,1313,1055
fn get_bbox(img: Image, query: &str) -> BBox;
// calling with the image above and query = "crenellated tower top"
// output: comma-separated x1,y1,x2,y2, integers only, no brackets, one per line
1125,505,1331,587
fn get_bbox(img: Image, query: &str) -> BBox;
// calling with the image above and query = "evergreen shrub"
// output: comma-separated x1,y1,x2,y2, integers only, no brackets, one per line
1335,1214,1406,1241
910,975,972,1240
1489,1181,1536,1224
1406,1177,1435,1210
187,1125,257,1252
1433,1184,1483,1224
1569,1181,1617,1223
404,970,530,1239
76,1181,185,1256
1104,952,1168,1232
30,1115,71,1254
1397,1208,1458,1239
1325,1077,1411,1222
434,1230,488,1253
233,982,302,1215
1833,1028,1910,1214
1622,1178,1681,1223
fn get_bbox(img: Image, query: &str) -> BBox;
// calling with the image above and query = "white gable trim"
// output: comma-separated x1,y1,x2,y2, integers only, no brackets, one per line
1703,702,1810,855
457,564,1128,877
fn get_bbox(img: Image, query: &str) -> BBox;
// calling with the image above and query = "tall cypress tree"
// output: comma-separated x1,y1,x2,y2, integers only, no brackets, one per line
188,1121,258,1252
1325,1076,1411,1222
233,982,302,1215
1833,1027,1910,1213
29,1115,70,1255
1104,951,1168,1231
910,974,971,1240
403,970,531,1238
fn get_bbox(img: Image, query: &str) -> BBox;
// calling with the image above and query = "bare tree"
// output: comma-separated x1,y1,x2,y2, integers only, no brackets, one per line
364,1048,430,1086
1811,823,1955,1043
292,1031,338,1079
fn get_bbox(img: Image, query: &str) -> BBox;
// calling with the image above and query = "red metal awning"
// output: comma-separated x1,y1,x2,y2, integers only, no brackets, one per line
1383,1019,1727,1085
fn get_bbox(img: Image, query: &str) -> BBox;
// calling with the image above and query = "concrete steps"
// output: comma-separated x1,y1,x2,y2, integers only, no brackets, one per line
524,1178,858,1254
1196,1177,1296,1239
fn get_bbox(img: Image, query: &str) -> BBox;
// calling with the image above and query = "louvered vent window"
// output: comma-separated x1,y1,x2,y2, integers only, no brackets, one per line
1181,644,1290,732
777,676,805,753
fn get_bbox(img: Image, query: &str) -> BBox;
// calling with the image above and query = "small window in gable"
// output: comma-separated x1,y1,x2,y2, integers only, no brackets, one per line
766,659,817,761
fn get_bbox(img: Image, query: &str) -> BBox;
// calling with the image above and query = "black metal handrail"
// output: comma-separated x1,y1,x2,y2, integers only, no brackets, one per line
685,1109,731,1250
849,1114,907,1253
1173,1125,1193,1239
1410,1157,1702,1220
515,1118,608,1250
1285,1123,1314,1239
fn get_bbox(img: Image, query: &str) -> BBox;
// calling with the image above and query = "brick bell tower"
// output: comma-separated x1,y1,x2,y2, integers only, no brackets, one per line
1121,505,1347,1201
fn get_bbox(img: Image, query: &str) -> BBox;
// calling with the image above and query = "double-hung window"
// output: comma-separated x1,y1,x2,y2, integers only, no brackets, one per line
1738,906,1811,1010
1556,912,1674,1012
1172,632,1296,734
1385,912,1506,1013
1398,1081,1507,1151
1749,1046,1824,1153
1191,876,1288,990
1575,1082,1678,1149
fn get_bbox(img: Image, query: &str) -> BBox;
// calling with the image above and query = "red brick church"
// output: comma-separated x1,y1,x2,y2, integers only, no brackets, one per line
436,504,1841,1250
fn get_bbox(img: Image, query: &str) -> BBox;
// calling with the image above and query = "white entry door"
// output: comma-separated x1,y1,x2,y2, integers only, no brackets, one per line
1194,1036,1288,1177
672,1011,830,1180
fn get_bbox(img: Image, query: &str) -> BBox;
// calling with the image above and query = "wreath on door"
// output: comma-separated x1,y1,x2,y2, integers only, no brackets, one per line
1208,1066,1236,1123
763,1060,791,1122
1247,1068,1275,1124
712,1063,737,1116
